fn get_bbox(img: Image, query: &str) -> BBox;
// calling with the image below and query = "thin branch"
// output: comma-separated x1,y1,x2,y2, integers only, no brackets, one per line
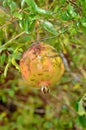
0,17,14,29
60,52,82,82
0,9,22,29
41,26,71,41
0,24,72,53
0,31,25,52
66,0,82,14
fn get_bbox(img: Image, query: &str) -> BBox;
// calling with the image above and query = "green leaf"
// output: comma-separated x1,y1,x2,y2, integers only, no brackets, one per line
25,19,29,34
81,26,86,35
40,20,58,35
62,11,71,21
29,20,36,32
79,115,86,128
11,58,20,71
3,0,8,6
19,19,28,32
2,95,7,103
19,20,24,29
67,4,76,17
4,62,11,77
25,0,52,16
62,4,77,21
19,16,36,33
36,7,52,16
78,100,85,116
0,8,8,25
0,8,6,17
13,12,22,20
82,1,86,15
3,0,17,13
59,0,66,4
21,0,25,8
0,53,6,65
9,1,17,12
81,18,86,27
25,0,37,13
7,89,15,97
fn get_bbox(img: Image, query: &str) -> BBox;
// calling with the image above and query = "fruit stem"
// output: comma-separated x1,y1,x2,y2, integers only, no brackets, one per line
41,86,50,94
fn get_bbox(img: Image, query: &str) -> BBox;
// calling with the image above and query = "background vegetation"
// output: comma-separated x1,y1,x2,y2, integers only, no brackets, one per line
0,0,86,129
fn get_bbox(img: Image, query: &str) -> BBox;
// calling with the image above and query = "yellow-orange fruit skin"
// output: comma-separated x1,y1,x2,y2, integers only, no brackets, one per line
20,43,64,88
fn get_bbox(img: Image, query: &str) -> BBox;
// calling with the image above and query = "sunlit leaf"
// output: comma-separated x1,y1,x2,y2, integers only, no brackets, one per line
40,20,58,35
13,12,22,20
25,0,37,13
25,0,52,16
25,19,29,34
9,1,17,12
4,62,11,77
78,100,85,116
81,18,86,27
21,0,25,8
11,58,20,71
36,7,52,16
67,4,76,17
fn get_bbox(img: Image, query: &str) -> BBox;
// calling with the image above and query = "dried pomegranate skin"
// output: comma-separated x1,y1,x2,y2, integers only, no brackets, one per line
20,43,64,88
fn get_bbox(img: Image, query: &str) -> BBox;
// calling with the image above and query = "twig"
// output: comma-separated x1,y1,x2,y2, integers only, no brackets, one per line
0,9,22,29
41,26,71,41
0,24,72,53
0,31,25,52
60,52,81,82
50,91,77,115
66,0,82,14
60,52,70,72
0,17,14,29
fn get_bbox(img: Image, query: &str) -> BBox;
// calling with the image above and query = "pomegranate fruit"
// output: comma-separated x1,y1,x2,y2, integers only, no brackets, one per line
20,43,64,92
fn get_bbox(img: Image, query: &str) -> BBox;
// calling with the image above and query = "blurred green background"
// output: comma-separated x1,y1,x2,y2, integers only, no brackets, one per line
0,0,86,129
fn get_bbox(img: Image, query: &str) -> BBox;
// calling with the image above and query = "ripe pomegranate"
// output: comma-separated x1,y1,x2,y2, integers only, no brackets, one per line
20,43,64,93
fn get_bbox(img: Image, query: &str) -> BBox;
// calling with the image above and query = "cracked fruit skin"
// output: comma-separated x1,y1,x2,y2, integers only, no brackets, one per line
20,43,64,88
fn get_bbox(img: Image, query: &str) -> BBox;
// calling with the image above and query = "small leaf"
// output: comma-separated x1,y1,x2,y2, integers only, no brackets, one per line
4,62,11,77
40,20,58,35
2,95,6,103
11,58,20,71
81,18,86,27
62,11,71,21
29,20,36,32
81,26,86,35
21,0,25,8
19,20,24,29
3,0,8,6
79,115,86,128
19,17,36,33
9,1,17,13
67,4,74,15
13,12,22,20
25,0,52,16
25,19,29,34
1,53,6,65
67,4,77,18
7,89,15,97
36,7,52,16
3,0,17,12
25,0,37,13
19,19,28,32
78,100,85,116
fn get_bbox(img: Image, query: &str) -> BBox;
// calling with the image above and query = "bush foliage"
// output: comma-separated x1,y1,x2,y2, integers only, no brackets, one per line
0,0,86,129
